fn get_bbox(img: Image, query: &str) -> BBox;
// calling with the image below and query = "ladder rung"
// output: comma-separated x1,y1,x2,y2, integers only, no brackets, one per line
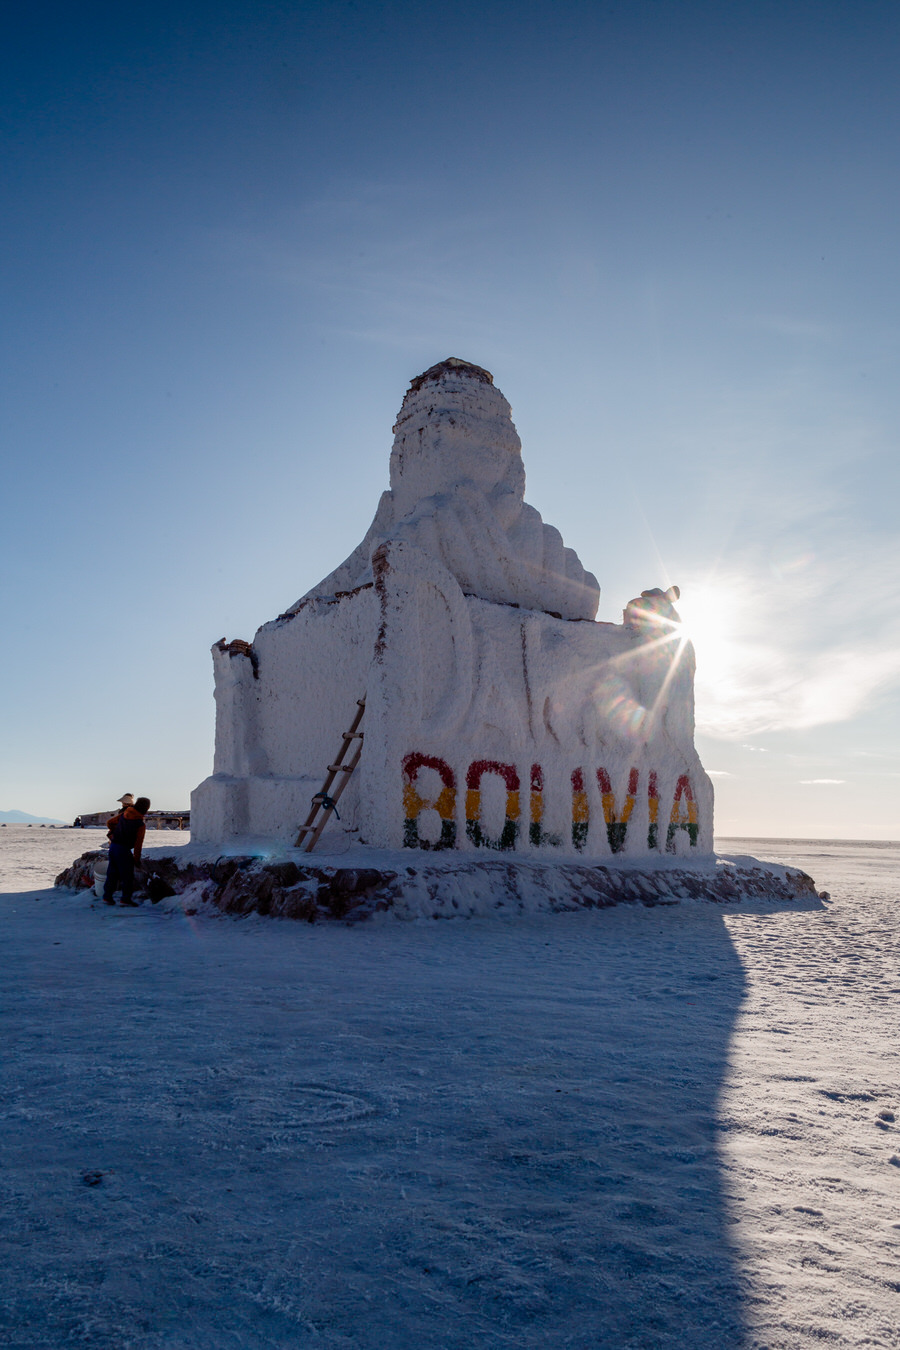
294,695,366,850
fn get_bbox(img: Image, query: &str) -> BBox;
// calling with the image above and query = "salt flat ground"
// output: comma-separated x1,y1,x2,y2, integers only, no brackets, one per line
1,828,898,1349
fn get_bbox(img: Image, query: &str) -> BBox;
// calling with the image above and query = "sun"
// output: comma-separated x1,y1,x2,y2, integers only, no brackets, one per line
673,583,737,680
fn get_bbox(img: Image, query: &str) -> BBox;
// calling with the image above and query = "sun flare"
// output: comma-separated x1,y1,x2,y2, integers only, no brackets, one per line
673,583,737,679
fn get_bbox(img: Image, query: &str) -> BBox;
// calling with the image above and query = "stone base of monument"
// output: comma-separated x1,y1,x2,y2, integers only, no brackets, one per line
55,846,820,922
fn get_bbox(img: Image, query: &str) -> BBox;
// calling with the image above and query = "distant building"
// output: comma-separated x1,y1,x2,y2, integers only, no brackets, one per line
74,810,190,830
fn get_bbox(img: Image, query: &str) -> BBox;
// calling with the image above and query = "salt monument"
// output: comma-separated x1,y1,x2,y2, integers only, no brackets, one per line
191,358,714,861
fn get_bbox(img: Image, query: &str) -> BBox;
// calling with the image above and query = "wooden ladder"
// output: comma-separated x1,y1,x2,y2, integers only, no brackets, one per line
294,698,366,852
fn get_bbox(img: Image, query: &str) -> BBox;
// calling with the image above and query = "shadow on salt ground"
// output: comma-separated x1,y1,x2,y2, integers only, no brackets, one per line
0,884,821,1349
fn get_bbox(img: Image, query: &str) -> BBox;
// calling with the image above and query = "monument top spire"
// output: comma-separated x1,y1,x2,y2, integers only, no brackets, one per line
407,357,494,395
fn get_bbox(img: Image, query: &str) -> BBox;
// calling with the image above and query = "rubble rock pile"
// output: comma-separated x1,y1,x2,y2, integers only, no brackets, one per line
55,850,819,923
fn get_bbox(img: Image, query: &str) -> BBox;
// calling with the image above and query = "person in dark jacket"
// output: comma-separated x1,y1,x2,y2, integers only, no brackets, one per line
103,796,150,906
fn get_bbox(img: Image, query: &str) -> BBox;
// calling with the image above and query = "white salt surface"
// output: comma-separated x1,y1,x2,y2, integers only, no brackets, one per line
1,827,898,1348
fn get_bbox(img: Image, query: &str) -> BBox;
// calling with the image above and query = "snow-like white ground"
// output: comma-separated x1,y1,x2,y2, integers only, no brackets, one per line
1,827,898,1348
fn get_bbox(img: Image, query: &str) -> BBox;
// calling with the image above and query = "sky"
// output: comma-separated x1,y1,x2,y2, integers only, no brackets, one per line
2,0,898,837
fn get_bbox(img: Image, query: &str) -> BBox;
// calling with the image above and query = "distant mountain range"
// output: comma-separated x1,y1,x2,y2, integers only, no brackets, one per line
0,809,67,825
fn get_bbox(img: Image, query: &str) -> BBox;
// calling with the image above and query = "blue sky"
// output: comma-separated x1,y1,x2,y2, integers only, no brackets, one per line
2,0,898,837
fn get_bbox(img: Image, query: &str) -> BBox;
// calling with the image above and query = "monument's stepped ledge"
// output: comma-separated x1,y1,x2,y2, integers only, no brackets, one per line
55,846,819,922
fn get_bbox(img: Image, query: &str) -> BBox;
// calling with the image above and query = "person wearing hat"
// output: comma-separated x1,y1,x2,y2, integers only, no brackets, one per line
103,796,150,906
107,794,134,840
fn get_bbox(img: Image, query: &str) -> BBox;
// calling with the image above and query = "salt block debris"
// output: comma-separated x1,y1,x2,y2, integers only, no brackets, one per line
190,359,717,864
54,849,818,923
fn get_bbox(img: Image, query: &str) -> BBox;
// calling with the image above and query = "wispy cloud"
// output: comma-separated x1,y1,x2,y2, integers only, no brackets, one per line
680,532,900,739
207,182,525,355
799,779,846,785
742,314,839,342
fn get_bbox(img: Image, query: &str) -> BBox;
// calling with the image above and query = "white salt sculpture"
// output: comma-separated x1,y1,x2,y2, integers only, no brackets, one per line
192,359,714,857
